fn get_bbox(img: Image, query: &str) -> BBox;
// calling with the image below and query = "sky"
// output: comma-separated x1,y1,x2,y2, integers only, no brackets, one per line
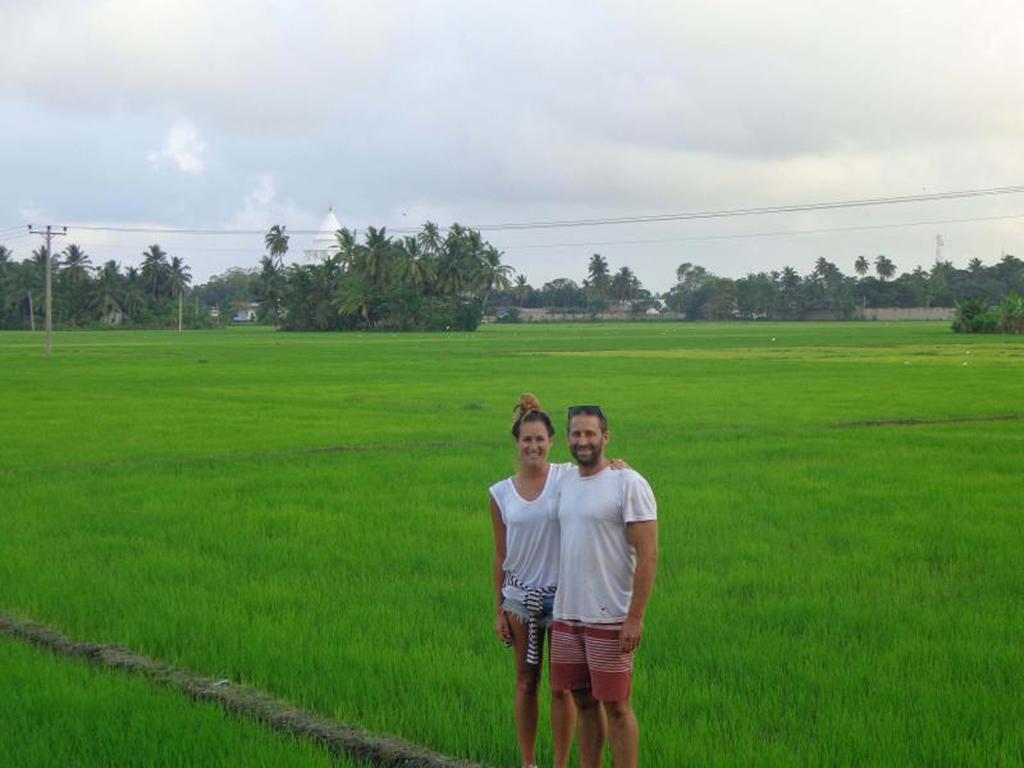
2,0,1024,291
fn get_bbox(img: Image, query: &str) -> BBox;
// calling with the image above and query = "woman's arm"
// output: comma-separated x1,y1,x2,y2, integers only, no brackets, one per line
490,495,512,645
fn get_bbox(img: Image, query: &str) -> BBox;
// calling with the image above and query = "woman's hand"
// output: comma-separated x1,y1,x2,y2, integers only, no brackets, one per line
610,458,631,470
496,611,513,646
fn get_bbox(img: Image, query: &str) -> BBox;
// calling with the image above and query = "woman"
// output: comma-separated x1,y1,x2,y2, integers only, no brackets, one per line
489,394,574,768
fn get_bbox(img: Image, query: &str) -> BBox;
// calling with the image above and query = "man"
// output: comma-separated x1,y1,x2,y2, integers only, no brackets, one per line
550,405,658,768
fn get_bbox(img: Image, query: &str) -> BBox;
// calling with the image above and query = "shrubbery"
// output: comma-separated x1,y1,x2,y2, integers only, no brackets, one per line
953,293,1024,333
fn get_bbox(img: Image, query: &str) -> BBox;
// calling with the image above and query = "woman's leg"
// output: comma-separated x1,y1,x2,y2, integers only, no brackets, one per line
507,612,541,766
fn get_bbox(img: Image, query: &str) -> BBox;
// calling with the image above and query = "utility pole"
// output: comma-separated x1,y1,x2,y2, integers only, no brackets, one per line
28,225,67,357
935,233,944,264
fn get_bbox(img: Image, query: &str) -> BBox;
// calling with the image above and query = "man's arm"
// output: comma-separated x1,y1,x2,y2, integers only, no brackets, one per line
620,519,658,652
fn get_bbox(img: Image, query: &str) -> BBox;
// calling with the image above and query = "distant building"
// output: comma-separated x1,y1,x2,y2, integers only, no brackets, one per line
304,207,343,262
232,302,260,323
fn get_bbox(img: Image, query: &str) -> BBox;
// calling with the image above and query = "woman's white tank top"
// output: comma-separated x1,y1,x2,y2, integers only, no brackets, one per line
489,462,572,601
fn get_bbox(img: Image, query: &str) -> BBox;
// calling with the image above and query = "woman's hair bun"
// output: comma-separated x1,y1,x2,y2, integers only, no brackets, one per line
511,393,555,439
514,393,542,419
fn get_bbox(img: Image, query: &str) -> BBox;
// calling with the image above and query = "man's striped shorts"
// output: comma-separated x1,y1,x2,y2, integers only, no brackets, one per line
549,621,634,702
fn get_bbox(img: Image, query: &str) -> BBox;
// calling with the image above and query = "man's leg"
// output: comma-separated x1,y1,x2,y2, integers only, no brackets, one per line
582,624,636,767
550,687,576,768
603,699,639,768
550,622,592,766
571,687,607,768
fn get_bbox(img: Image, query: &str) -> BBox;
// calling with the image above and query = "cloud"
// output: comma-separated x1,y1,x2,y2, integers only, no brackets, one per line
148,119,205,174
16,206,47,224
226,174,311,231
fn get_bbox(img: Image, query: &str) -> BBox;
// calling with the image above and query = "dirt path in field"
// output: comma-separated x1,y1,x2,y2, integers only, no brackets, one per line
0,612,491,768
827,413,1021,429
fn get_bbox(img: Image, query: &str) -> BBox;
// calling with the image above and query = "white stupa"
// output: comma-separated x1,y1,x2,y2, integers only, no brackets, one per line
303,207,342,262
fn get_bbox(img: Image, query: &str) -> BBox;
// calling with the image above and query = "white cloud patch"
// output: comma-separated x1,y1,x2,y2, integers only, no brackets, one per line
17,206,47,224
226,175,313,235
148,119,205,174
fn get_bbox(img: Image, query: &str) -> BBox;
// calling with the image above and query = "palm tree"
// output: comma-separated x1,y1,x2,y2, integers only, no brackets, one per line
779,266,802,318
417,221,443,257
435,238,466,297
392,236,434,291
122,267,147,325
334,228,361,272
611,266,641,302
474,244,513,315
586,254,611,297
433,223,479,297
62,243,92,273
167,256,192,332
968,257,984,274
874,255,896,281
854,256,870,277
513,274,530,306
264,225,290,267
61,244,94,326
334,273,374,328
813,257,841,281
92,260,124,325
362,226,392,289
140,245,170,300
307,258,343,330
255,255,285,325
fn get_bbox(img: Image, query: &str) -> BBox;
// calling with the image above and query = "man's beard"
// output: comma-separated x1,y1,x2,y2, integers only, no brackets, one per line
570,442,603,467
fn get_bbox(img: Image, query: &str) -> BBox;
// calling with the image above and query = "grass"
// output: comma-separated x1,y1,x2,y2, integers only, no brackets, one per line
1,322,1022,766
0,635,351,767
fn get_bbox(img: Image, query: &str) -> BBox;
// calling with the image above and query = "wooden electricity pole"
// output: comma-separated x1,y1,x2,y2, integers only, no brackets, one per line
28,225,67,357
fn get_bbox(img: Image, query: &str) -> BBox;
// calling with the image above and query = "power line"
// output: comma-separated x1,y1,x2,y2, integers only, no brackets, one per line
498,211,1024,250
51,183,1024,237
470,185,1024,231
49,210,1024,256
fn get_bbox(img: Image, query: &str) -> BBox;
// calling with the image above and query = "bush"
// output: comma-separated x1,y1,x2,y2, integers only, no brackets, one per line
953,294,1024,333
996,293,1024,334
953,298,998,333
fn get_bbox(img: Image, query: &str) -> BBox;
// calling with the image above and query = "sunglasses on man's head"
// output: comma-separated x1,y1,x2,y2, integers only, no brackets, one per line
567,405,604,419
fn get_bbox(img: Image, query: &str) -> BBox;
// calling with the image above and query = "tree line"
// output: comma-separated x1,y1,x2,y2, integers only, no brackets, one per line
253,222,511,331
0,223,512,332
501,253,1024,322
2,228,1022,330
0,243,193,330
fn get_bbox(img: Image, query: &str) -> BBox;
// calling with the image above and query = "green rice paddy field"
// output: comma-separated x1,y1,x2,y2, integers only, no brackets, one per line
1,322,1021,767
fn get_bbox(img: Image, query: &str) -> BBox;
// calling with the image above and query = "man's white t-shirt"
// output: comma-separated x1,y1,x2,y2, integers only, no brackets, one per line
554,465,657,624
489,462,573,602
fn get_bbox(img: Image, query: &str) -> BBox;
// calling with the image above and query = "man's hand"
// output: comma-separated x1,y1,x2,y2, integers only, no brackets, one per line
496,611,512,646
620,615,643,653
